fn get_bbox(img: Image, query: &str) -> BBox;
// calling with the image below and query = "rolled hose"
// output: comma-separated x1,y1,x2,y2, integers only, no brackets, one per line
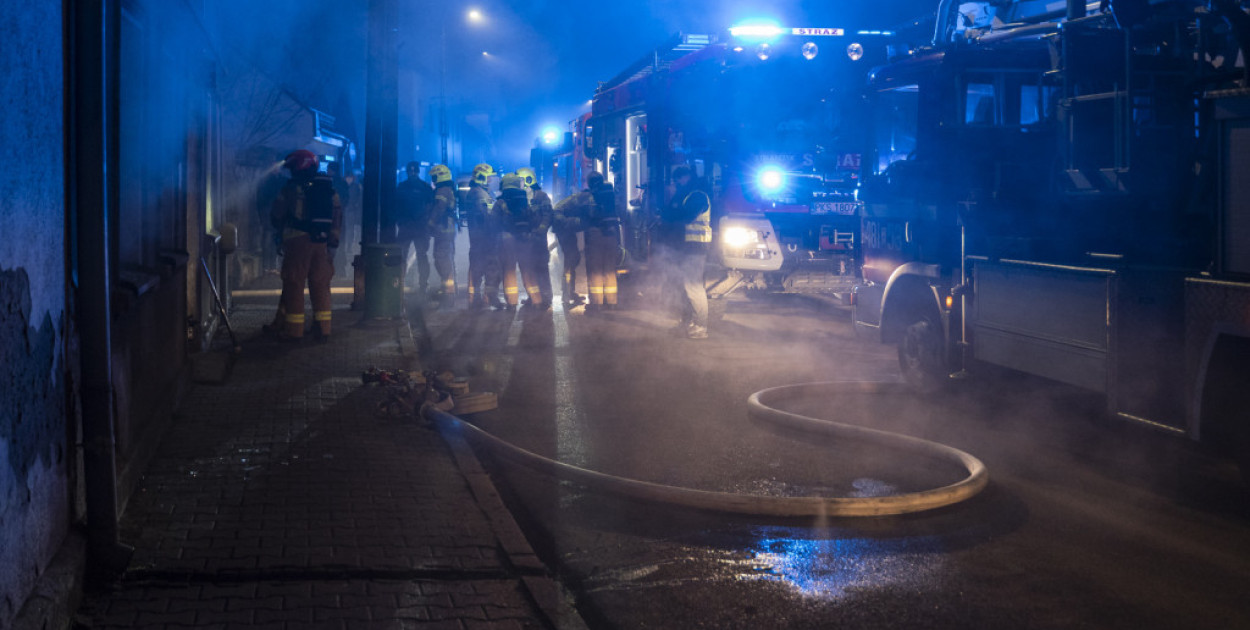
423,381,987,517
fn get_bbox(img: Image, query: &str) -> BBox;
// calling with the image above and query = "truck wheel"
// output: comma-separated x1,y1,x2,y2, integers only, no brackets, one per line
898,317,947,393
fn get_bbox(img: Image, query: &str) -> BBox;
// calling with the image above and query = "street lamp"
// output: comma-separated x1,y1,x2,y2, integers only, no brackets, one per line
440,9,486,166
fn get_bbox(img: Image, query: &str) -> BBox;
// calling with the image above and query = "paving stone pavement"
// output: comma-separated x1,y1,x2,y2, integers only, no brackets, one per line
76,298,585,630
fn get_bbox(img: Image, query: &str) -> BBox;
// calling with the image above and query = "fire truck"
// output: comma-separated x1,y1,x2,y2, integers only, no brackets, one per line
586,29,893,302
851,0,1250,476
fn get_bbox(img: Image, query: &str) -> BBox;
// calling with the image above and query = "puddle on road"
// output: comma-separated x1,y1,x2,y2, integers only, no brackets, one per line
578,527,944,602
731,526,943,599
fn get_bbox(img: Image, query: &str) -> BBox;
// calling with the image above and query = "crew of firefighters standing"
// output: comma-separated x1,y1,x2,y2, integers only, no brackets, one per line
266,153,713,340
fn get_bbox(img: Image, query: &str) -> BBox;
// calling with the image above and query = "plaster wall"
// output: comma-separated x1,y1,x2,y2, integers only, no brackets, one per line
0,3,71,627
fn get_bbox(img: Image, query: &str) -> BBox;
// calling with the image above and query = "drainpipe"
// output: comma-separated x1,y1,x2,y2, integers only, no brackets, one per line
71,0,133,573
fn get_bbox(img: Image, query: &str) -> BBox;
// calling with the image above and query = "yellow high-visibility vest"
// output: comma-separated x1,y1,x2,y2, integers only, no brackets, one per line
683,190,712,243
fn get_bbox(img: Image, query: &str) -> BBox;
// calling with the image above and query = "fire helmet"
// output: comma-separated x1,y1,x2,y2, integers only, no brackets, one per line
429,164,453,184
587,171,605,189
516,167,537,189
472,163,495,186
499,173,523,191
283,149,319,174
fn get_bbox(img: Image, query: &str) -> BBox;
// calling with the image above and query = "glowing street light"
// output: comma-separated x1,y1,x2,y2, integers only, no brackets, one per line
441,9,487,165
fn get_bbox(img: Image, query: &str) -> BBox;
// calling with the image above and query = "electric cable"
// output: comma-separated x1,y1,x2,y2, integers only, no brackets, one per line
423,380,987,517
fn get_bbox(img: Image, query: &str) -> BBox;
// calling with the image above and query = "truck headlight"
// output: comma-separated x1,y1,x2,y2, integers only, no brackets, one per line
722,226,760,248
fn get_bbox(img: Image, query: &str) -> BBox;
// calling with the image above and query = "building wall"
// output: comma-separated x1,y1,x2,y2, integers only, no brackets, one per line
0,2,71,626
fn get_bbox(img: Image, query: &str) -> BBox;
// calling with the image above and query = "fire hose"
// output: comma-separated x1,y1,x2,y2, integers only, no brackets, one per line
422,381,987,517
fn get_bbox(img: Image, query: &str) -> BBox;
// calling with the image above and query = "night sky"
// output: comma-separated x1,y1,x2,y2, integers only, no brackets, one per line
209,0,939,170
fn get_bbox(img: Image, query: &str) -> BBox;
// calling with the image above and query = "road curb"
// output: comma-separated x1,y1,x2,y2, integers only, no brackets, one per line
440,423,590,630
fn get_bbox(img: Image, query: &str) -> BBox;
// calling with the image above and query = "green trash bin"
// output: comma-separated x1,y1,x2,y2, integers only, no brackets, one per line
363,243,404,319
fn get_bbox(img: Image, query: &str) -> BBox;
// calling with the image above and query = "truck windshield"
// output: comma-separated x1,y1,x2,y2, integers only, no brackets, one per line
720,56,867,205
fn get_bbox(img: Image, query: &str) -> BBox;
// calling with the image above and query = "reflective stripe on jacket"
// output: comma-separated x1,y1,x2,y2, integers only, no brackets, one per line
683,190,712,243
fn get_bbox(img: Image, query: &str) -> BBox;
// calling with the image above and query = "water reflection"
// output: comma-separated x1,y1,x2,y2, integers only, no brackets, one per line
738,526,942,599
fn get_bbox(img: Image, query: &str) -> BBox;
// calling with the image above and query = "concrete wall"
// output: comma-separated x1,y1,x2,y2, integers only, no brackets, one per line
0,3,72,627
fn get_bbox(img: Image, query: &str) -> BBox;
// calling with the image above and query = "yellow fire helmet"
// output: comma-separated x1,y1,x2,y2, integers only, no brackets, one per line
499,173,523,191
429,164,452,184
516,167,537,189
471,163,495,186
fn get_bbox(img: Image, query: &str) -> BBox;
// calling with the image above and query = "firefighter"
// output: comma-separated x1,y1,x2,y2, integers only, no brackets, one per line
465,163,504,309
267,149,342,341
553,172,599,308
427,164,458,307
583,172,621,313
393,161,434,297
659,165,711,339
496,172,551,312
516,167,554,307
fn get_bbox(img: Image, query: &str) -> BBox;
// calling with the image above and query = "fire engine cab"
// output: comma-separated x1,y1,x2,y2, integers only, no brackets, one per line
586,28,894,305
852,0,1250,477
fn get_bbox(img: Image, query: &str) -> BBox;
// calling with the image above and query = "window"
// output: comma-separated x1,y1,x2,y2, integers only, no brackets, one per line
1020,84,1058,126
873,85,919,172
962,72,1056,128
965,81,997,125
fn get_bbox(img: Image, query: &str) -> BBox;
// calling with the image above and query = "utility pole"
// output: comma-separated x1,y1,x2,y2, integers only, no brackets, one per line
363,0,398,247
362,0,402,318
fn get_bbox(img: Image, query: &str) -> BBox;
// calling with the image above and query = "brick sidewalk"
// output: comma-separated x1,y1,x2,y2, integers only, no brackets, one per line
77,301,584,629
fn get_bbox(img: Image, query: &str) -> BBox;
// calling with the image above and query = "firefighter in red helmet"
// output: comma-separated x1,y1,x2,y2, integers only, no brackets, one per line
267,149,342,341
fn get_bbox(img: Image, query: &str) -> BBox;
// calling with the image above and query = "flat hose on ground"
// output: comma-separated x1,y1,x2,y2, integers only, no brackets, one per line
424,381,987,517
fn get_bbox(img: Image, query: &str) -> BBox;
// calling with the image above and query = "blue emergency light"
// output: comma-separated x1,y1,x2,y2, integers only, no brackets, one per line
756,165,787,196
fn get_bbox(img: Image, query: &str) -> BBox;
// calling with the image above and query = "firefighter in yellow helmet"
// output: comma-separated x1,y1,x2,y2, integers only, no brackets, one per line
516,166,555,307
427,164,458,306
465,163,504,309
496,172,552,312
267,149,342,341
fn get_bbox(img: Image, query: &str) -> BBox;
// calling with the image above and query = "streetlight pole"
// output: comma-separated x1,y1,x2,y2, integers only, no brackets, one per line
439,24,448,165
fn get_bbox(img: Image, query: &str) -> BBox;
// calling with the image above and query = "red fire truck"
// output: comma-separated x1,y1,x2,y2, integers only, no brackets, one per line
851,0,1250,477
586,29,894,302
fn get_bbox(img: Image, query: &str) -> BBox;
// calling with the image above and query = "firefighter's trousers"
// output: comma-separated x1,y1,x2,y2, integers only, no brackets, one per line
585,224,620,306
431,229,456,295
467,227,501,305
500,232,545,307
658,243,708,328
397,221,431,291
532,231,554,304
280,234,334,338
555,228,582,303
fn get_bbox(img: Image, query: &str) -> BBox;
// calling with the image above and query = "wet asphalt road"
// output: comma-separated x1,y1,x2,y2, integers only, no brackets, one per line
417,286,1250,630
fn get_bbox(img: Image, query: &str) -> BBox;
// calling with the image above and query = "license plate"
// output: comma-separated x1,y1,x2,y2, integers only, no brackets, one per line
812,201,860,215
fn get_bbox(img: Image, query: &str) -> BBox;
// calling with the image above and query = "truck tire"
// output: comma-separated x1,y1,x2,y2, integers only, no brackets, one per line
898,317,947,393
